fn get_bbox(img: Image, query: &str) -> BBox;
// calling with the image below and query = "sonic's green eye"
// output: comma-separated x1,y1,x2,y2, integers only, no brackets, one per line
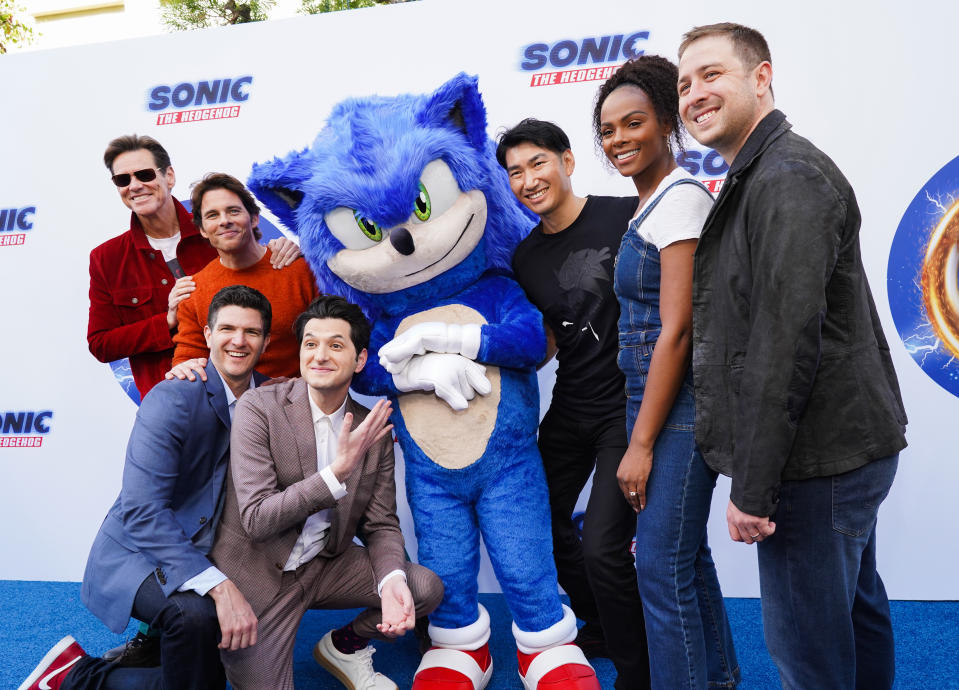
413,181,431,222
353,212,383,241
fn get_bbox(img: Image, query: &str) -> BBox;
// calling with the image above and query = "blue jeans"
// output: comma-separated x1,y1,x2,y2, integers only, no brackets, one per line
758,453,898,690
627,385,739,689
63,573,224,690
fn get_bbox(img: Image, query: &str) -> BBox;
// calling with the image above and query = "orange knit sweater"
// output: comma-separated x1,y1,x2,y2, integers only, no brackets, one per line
173,250,319,377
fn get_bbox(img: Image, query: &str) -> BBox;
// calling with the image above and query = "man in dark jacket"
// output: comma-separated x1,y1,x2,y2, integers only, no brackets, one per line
677,22,907,690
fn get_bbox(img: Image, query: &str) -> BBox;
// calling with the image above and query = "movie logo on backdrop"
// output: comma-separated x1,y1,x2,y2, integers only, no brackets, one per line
888,154,959,397
0,410,52,448
520,31,648,87
147,75,253,126
0,206,35,247
677,148,728,194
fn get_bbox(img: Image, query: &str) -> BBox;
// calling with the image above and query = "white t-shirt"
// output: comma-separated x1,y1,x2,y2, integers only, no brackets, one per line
630,167,714,251
146,231,181,262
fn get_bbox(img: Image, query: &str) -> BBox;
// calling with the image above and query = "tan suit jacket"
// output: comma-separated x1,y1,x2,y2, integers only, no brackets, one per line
210,378,405,616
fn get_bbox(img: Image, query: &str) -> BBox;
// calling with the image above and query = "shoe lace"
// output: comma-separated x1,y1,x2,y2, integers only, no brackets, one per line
352,646,383,690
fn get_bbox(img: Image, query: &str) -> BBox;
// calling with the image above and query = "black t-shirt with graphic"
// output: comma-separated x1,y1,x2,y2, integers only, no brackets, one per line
512,195,637,419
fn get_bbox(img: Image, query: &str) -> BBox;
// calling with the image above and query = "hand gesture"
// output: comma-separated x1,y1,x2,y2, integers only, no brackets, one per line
391,353,491,411
267,237,302,268
376,576,415,638
726,500,776,545
329,399,394,483
209,579,258,651
379,322,481,372
164,357,208,381
617,444,653,513
166,275,196,330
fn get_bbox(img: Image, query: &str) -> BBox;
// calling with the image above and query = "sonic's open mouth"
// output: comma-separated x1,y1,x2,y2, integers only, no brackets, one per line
404,213,475,277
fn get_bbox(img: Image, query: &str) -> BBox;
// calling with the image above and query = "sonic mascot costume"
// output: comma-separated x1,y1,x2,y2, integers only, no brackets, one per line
248,74,599,690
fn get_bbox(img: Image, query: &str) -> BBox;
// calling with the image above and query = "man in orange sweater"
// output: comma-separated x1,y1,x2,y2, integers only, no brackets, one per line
172,173,319,377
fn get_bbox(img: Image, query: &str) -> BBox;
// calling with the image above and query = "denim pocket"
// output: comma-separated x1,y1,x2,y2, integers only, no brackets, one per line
618,339,653,398
831,455,898,536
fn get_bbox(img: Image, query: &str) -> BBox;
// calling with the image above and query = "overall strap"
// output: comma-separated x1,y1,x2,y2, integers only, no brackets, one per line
633,177,712,229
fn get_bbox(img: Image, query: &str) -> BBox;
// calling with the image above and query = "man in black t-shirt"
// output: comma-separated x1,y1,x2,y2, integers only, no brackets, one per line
496,119,650,690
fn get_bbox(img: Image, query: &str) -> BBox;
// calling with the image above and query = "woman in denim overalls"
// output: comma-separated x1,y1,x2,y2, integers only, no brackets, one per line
592,56,739,689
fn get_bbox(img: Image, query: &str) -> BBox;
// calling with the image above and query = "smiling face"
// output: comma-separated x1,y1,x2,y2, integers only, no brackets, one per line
324,159,487,294
203,304,270,391
678,34,772,164
198,188,260,257
599,85,673,183
299,317,367,409
112,149,175,221
504,142,575,220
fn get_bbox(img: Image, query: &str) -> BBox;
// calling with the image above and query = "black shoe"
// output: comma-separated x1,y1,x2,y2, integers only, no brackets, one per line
102,632,161,667
575,625,609,660
414,616,432,656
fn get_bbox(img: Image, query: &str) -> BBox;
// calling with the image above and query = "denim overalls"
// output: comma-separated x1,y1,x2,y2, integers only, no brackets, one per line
613,177,740,689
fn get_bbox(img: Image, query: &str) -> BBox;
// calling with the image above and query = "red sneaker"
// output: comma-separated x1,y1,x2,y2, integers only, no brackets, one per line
19,636,86,690
517,644,600,690
413,643,493,689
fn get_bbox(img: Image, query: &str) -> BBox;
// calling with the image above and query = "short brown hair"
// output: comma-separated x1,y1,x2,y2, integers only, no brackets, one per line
678,22,772,71
103,134,171,173
191,172,262,241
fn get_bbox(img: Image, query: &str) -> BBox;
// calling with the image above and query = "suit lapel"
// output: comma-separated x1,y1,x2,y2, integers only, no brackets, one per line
205,363,232,431
285,379,318,481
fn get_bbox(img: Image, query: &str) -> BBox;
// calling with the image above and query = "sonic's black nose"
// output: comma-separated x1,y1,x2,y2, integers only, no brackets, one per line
390,227,415,256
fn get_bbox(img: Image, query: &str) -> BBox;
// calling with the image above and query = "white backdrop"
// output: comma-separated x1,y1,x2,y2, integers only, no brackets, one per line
1,0,957,600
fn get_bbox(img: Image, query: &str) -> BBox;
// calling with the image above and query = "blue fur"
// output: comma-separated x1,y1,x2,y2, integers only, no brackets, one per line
249,74,564,634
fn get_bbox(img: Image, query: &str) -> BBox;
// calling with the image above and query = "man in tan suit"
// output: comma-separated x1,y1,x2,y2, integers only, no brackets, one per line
211,295,443,690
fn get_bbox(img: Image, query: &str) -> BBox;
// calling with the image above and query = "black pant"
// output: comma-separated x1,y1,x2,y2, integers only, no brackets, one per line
64,573,224,690
538,406,651,690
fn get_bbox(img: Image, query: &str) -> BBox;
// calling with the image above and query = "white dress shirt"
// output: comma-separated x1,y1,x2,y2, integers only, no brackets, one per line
285,394,406,594
283,396,349,570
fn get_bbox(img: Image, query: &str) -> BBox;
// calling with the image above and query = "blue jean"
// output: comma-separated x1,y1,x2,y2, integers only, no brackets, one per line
626,383,739,690
758,453,898,690
63,573,223,690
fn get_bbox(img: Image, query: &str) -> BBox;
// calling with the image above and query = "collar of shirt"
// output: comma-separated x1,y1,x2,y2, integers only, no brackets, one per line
308,394,348,435
221,374,256,421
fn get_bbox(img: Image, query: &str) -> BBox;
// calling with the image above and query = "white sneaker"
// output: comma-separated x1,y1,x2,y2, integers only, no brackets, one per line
313,631,398,690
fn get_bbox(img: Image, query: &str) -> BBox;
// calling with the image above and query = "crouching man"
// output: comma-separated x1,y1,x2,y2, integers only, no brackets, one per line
21,285,272,690
211,295,443,690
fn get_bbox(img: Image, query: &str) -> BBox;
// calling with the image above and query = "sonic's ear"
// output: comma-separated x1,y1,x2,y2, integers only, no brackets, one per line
416,73,488,152
248,148,312,233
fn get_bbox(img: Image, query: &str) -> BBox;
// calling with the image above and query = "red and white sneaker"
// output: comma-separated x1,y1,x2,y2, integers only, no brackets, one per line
413,644,493,689
19,636,86,690
517,644,600,690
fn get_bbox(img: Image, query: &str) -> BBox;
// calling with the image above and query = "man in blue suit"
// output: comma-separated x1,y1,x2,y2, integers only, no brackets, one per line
20,285,272,690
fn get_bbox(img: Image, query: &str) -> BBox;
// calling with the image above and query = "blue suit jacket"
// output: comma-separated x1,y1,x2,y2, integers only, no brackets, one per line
81,361,266,633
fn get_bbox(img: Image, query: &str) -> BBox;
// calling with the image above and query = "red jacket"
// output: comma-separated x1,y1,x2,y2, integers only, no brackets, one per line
87,199,217,399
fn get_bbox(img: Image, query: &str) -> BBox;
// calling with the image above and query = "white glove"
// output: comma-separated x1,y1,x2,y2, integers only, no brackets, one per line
392,353,492,411
379,322,482,373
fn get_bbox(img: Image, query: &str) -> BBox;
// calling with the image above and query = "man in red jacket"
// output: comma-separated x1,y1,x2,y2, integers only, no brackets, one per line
87,134,299,402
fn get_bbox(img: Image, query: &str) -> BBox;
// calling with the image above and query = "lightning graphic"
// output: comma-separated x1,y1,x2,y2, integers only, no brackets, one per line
924,190,952,214
903,328,942,367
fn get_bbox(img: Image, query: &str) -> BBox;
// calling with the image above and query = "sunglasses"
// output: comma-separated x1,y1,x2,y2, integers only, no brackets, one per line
111,168,163,187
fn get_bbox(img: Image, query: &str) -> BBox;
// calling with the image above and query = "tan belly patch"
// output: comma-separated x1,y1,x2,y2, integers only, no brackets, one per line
395,305,500,470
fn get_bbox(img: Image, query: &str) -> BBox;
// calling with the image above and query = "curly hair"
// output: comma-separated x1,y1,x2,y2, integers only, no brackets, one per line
592,55,685,160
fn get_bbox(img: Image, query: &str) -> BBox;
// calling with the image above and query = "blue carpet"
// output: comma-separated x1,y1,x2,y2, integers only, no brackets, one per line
3,581,956,688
